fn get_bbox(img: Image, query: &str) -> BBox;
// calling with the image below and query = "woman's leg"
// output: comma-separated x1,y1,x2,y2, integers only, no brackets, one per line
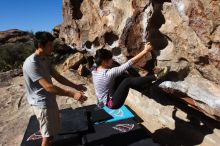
110,75,156,109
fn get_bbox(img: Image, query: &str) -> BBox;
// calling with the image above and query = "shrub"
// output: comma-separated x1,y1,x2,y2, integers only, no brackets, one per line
0,42,34,71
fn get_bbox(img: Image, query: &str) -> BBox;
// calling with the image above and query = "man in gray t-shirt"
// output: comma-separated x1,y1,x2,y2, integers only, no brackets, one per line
23,31,87,146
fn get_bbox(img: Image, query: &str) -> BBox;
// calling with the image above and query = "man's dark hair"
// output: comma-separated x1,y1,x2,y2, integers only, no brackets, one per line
34,31,55,49
95,49,113,66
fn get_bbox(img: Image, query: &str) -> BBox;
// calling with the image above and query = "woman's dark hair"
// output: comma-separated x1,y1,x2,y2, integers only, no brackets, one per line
34,31,55,49
95,49,113,66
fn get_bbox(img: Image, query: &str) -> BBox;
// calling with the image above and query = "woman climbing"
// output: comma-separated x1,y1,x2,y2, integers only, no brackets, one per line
92,42,169,109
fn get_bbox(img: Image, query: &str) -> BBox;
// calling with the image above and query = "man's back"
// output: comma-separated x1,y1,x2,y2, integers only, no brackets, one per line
23,53,57,108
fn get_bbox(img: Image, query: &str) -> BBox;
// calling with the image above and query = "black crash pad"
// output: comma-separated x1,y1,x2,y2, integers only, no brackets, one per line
82,119,154,146
59,108,88,135
21,108,89,146
76,104,113,123
20,115,82,146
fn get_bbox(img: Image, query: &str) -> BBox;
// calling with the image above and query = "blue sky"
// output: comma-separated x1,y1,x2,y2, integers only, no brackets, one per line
0,0,62,32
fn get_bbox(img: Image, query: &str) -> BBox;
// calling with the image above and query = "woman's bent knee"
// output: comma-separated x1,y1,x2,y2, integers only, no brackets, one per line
122,77,133,85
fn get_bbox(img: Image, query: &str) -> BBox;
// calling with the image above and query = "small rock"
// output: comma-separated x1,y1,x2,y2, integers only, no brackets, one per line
63,52,85,70
77,64,88,76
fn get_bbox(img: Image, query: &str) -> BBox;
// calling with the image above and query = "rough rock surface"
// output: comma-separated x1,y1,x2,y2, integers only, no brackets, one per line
126,89,220,146
59,0,153,66
157,1,220,120
159,76,220,120
58,0,220,120
63,52,85,70
171,0,220,69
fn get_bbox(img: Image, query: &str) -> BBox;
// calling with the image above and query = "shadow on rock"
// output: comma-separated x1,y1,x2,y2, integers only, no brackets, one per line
152,108,217,146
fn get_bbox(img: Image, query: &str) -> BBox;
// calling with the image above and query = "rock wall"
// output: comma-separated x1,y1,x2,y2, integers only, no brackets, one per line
59,0,154,65
157,0,220,120
58,0,220,120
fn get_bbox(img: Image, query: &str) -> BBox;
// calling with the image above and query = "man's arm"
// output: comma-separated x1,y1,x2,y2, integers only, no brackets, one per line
51,69,86,91
38,78,86,103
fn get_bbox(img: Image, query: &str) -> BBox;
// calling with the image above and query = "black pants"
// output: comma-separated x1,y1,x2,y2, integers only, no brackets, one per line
110,75,156,109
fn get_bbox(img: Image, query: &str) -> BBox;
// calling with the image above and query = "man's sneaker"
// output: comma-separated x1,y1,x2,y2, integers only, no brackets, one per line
155,66,170,79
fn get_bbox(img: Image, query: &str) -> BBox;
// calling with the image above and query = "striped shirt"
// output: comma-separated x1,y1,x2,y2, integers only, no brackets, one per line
92,60,134,107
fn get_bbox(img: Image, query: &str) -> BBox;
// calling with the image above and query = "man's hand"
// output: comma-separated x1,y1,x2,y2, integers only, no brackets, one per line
74,84,87,91
69,91,87,104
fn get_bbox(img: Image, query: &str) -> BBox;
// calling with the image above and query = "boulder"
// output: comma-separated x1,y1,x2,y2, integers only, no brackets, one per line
159,76,220,120
77,64,89,76
58,0,220,121
53,25,61,38
125,89,220,146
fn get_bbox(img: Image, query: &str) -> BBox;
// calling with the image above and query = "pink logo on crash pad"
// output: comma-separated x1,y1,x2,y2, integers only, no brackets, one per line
113,124,134,132
109,109,124,117
27,130,42,141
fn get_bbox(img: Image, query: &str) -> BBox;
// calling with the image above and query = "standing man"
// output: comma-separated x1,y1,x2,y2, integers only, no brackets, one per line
23,31,87,146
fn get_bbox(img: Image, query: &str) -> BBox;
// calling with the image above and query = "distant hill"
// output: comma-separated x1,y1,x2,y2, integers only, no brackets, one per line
0,29,34,72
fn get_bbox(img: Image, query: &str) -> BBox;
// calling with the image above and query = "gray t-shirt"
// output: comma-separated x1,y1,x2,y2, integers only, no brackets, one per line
23,53,57,108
